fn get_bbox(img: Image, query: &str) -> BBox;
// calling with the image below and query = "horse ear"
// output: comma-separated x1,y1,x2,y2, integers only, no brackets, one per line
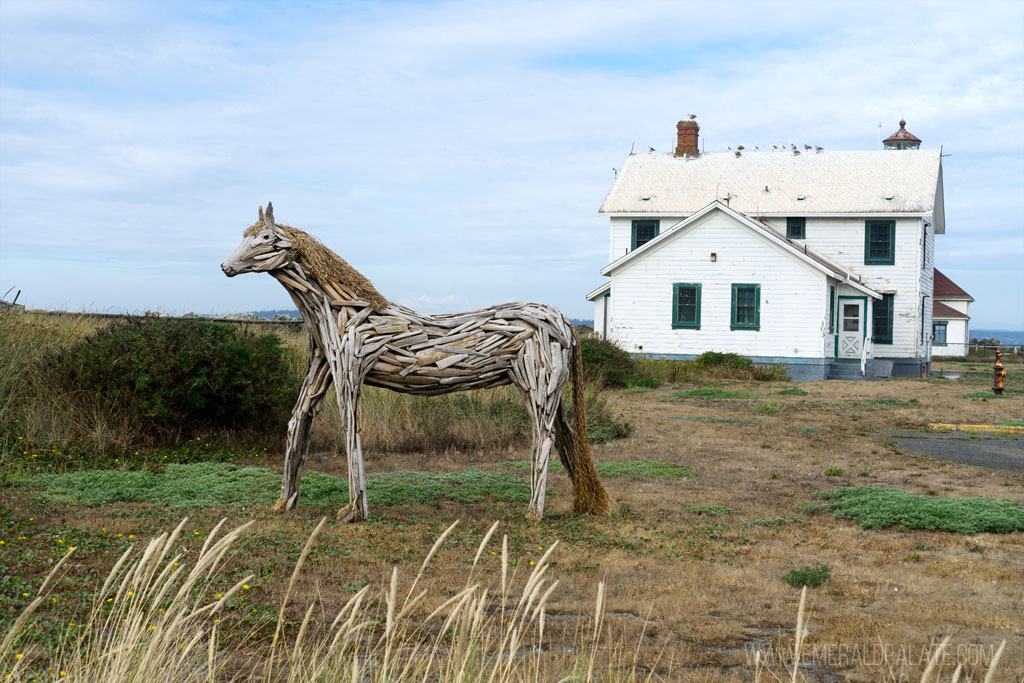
258,205,264,223
264,202,275,229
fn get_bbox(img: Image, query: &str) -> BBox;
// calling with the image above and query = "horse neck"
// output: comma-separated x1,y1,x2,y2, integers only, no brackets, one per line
273,262,373,327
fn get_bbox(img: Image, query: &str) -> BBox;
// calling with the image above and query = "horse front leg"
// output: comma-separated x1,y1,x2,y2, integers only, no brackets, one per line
275,353,331,513
332,348,370,523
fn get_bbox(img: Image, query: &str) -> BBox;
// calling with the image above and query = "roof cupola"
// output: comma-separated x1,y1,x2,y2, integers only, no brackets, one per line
884,119,921,150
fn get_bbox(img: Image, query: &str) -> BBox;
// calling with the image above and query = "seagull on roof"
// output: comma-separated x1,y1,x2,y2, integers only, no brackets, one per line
770,144,778,150
735,151,742,157
793,149,801,155
688,114,697,120
726,146,732,150
752,145,759,151
815,146,823,152
648,146,655,153
804,144,812,150
737,145,744,151
791,144,797,151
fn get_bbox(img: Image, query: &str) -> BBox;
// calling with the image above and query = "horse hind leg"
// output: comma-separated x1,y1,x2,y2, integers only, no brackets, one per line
513,339,569,521
553,403,576,481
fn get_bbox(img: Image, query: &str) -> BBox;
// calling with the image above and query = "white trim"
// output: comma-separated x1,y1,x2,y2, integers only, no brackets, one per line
585,281,611,301
599,211,932,218
600,201,881,299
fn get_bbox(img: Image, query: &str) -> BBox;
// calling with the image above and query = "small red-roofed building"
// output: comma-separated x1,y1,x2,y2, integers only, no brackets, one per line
932,269,973,357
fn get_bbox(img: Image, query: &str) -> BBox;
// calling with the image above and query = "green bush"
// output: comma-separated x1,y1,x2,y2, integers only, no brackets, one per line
625,376,660,389
47,319,299,443
579,336,636,387
695,351,753,370
783,565,831,588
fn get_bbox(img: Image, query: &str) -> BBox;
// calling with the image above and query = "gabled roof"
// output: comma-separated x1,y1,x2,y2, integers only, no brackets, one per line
933,301,969,320
599,149,942,221
600,201,880,298
933,268,974,301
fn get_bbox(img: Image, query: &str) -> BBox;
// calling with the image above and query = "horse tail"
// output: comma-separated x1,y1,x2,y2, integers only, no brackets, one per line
569,327,611,516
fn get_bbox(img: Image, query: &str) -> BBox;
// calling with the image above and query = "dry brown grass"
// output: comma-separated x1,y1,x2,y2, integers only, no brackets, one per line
2,313,1021,680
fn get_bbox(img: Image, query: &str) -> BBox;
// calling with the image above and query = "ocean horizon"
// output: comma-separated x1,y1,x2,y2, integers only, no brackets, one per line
970,329,1024,345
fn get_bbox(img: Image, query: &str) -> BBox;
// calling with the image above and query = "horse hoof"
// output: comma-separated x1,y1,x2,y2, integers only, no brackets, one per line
337,503,363,523
271,499,288,514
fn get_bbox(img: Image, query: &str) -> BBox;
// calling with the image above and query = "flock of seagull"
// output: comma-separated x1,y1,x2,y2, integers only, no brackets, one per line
659,143,826,159
726,143,825,157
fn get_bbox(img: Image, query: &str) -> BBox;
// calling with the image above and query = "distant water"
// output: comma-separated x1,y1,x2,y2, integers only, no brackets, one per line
971,329,1024,345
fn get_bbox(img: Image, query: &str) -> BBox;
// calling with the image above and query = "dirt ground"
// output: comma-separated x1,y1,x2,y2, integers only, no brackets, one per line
3,368,1022,681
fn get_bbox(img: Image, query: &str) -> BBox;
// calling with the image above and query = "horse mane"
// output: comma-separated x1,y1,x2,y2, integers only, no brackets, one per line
244,221,389,310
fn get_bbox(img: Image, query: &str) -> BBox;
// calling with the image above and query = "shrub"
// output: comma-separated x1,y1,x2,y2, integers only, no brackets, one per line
783,565,831,588
579,335,635,387
695,351,752,370
47,319,299,444
625,376,660,390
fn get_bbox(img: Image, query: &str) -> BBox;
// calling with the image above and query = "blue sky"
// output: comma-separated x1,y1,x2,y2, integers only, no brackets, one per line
1,0,1022,328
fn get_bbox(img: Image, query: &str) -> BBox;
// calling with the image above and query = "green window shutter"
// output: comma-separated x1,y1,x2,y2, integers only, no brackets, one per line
786,217,806,239
672,283,701,329
872,293,894,344
828,284,836,334
730,283,760,331
864,220,895,265
631,220,660,250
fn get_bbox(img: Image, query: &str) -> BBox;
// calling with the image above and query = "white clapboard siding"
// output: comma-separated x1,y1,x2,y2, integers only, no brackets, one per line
920,219,935,359
936,319,969,357
607,211,828,358
939,300,970,315
761,216,926,358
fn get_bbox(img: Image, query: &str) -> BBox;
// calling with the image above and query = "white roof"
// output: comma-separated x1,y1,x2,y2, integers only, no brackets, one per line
599,149,943,221
599,201,881,299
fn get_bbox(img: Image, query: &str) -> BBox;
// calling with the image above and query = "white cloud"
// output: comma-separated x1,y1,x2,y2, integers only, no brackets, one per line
0,0,1022,326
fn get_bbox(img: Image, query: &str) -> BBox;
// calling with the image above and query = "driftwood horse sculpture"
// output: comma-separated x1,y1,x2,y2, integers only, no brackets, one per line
222,204,611,522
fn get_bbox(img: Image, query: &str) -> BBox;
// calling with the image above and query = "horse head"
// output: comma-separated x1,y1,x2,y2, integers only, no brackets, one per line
221,202,292,277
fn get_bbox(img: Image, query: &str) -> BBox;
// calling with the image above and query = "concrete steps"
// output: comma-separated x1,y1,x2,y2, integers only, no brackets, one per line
828,358,870,380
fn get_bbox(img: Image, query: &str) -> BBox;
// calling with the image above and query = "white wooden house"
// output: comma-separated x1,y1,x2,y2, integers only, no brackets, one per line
932,268,973,357
586,119,945,380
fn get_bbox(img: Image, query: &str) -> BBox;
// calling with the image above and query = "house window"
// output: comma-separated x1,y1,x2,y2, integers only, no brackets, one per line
787,217,806,240
872,293,894,344
933,321,948,346
631,220,659,250
672,283,701,329
828,284,836,334
865,220,895,265
731,283,760,331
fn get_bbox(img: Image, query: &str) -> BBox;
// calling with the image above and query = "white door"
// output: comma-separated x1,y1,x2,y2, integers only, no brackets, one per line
838,301,864,358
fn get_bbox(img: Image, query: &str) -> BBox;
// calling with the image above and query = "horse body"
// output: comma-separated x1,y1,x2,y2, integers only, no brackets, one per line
222,203,610,522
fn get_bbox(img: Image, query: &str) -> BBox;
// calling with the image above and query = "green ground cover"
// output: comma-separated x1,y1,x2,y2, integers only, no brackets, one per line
9,463,535,509
811,486,1024,533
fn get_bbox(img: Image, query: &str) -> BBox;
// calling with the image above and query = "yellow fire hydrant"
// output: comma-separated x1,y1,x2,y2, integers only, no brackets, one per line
993,350,1006,396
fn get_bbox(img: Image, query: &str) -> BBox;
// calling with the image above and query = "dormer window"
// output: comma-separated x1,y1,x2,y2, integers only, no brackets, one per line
787,217,806,240
631,220,660,250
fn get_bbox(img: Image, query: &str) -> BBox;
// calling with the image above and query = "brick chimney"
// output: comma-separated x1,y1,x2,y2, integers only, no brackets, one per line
675,119,699,157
